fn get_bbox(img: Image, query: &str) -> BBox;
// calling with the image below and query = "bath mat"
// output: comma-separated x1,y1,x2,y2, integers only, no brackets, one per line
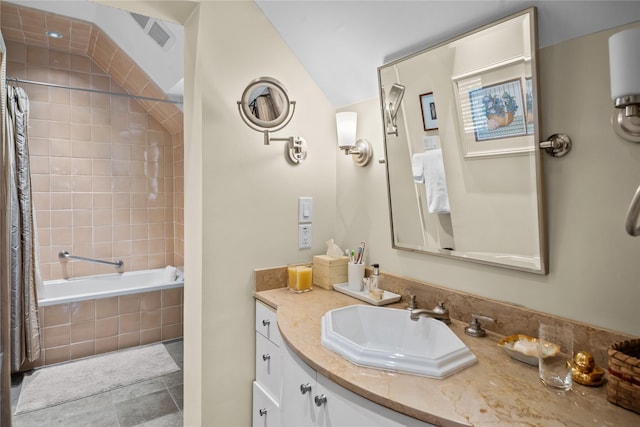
15,343,180,415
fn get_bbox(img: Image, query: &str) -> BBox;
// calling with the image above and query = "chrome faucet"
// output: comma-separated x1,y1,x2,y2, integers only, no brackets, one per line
409,301,451,325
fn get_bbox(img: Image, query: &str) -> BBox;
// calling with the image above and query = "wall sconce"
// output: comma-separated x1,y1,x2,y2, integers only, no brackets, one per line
609,27,640,143
336,112,373,167
382,83,405,136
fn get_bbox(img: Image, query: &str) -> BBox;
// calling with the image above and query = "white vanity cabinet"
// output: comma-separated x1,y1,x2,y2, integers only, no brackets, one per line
255,300,435,427
254,301,282,426
280,337,435,427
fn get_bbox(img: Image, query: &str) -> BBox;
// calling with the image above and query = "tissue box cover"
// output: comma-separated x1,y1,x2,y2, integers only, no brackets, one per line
313,255,349,290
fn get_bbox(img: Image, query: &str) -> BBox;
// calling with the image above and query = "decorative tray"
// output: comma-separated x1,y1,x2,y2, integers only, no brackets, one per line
332,283,401,306
498,334,560,366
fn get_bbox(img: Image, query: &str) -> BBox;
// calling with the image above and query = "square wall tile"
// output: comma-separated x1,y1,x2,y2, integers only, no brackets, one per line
96,297,118,319
141,309,161,330
95,336,118,354
119,313,141,334
70,300,95,322
161,324,182,341
95,317,118,338
118,332,140,350
140,328,161,345
161,288,181,307
44,304,70,326
45,346,70,365
141,291,161,311
44,324,70,348
70,321,95,343
161,306,181,327
70,341,95,359
119,294,140,314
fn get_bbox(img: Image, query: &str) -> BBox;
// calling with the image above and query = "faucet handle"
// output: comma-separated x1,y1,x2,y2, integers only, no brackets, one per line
464,314,496,337
405,293,417,310
432,301,448,315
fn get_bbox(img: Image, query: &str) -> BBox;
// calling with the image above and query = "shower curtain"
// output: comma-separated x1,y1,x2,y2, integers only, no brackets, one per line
5,85,41,371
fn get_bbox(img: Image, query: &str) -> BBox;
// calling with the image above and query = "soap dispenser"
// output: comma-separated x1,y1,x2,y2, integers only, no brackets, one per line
370,264,380,290
368,263,384,301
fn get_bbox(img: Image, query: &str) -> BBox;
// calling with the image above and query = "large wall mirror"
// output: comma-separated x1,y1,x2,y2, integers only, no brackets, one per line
379,8,547,274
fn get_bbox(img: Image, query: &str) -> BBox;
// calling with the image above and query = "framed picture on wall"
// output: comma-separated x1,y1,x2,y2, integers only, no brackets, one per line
468,78,527,142
452,57,535,159
419,92,438,131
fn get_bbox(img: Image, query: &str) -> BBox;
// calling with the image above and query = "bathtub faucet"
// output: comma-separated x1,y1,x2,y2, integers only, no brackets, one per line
58,250,124,270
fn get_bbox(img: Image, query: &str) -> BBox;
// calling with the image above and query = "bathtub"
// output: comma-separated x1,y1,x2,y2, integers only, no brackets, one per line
34,267,184,367
38,267,184,307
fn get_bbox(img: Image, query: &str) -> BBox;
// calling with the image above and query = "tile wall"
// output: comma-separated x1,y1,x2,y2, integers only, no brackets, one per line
173,131,184,267
5,40,184,280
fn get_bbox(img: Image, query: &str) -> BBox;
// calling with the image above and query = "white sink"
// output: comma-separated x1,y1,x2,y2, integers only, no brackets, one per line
321,305,476,379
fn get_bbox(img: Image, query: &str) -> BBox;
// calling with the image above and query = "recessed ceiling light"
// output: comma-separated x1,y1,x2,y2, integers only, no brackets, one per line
45,31,63,39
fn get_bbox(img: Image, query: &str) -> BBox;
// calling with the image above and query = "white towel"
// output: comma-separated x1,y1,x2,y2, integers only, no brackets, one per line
411,153,425,183
423,148,450,214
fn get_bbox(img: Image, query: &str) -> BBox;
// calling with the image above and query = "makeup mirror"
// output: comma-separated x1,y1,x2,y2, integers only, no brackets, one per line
378,8,547,274
239,76,292,129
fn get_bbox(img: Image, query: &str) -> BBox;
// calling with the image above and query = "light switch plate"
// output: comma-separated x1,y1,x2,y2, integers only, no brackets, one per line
298,197,313,223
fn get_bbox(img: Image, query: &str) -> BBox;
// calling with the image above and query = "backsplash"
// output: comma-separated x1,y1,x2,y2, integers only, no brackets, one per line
254,265,637,367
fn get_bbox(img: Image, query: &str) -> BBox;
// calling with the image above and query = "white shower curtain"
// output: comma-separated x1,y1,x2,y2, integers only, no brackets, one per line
5,85,41,371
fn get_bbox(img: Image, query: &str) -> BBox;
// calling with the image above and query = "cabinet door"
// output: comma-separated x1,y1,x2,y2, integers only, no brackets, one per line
253,382,281,427
281,342,317,427
316,373,435,427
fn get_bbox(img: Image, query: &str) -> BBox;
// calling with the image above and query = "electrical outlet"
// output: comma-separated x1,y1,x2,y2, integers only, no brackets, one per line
298,224,312,249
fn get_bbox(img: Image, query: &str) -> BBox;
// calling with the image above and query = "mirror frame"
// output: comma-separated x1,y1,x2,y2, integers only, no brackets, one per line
378,7,547,274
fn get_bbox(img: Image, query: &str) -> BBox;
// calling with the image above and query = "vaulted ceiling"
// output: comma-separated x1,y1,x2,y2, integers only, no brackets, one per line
0,1,183,134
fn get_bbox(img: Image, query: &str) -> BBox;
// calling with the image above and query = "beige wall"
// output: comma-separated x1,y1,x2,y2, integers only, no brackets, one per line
94,1,640,424
116,1,339,424
337,23,640,338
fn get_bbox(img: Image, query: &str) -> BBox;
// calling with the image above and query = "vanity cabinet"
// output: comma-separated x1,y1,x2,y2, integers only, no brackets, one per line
280,333,435,427
253,382,281,427
255,300,434,426
254,301,282,426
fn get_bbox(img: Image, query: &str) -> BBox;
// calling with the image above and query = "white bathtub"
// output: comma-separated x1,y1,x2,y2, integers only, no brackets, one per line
38,267,184,307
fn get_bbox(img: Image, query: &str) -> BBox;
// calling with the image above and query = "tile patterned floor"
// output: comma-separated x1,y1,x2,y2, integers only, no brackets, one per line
11,340,183,427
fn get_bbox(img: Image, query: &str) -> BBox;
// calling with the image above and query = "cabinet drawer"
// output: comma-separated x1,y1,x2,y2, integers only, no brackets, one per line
253,381,281,427
256,332,281,402
256,301,281,345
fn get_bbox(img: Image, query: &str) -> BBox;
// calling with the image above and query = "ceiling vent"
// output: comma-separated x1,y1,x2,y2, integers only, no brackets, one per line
130,12,150,29
130,12,175,51
148,21,170,48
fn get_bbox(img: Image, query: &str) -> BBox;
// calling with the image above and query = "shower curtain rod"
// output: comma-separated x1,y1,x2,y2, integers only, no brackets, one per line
5,77,183,105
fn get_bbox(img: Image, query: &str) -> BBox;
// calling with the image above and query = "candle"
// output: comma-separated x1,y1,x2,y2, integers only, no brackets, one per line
296,266,312,292
288,265,313,293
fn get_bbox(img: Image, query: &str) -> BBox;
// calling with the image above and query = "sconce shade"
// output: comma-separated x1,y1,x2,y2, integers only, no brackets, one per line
609,28,640,102
336,112,357,148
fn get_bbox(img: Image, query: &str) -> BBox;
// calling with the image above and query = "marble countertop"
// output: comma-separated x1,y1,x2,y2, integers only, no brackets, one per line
255,287,640,427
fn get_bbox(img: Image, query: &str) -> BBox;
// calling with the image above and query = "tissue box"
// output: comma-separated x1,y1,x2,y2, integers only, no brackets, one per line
313,255,349,290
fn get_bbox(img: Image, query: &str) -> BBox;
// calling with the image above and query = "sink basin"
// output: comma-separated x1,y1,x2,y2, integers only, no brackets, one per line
321,305,476,379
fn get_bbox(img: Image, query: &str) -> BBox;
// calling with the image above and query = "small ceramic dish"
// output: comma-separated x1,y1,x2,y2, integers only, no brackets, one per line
498,334,560,366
